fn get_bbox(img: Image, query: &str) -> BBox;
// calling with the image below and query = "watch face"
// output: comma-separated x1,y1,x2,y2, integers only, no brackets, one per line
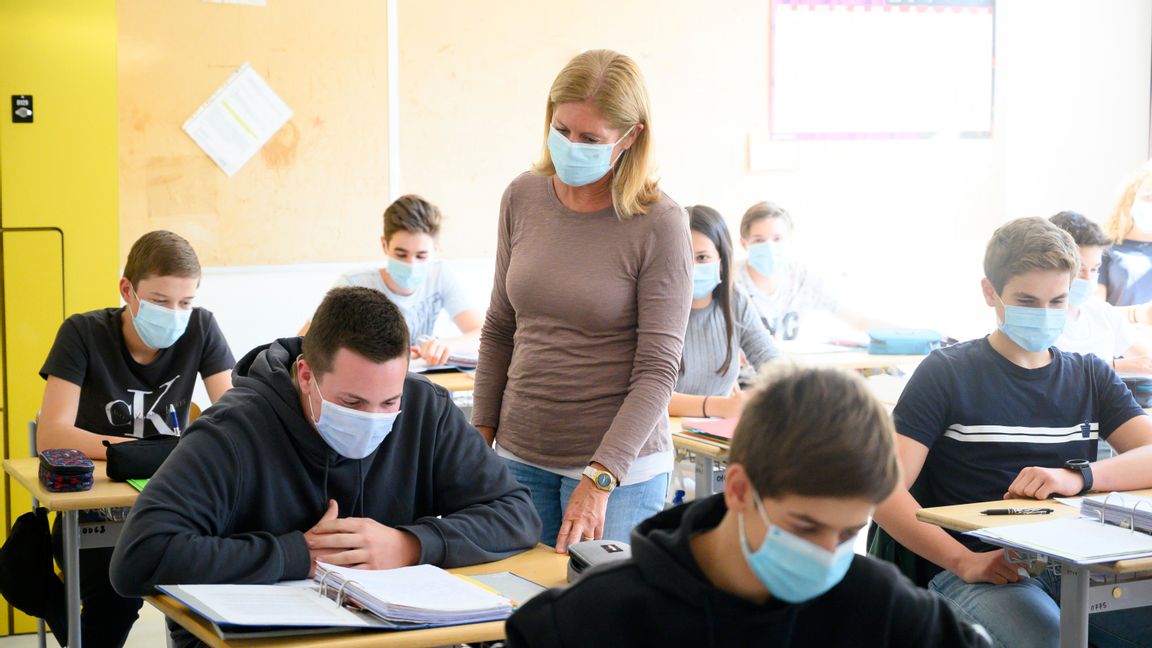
596,473,613,488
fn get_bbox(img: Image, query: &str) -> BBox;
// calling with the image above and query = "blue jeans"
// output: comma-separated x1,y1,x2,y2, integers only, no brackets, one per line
930,568,1152,648
502,459,669,546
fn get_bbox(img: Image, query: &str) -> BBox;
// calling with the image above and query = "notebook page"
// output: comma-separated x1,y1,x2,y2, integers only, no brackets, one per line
316,563,511,613
162,584,377,627
969,517,1152,564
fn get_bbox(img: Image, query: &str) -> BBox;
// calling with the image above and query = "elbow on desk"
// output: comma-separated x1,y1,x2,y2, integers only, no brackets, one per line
108,536,163,598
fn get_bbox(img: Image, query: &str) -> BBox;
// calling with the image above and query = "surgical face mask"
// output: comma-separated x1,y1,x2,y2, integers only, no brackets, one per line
738,488,855,603
547,125,635,187
1131,201,1152,232
1068,277,1096,307
995,295,1067,353
692,261,722,300
746,241,783,278
386,257,429,292
307,378,400,459
129,291,192,349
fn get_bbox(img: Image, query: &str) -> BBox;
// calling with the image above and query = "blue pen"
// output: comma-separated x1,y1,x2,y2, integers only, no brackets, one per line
167,404,181,436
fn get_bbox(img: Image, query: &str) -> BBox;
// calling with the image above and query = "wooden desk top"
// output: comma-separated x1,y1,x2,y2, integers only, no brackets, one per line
3,457,139,511
669,417,729,460
918,491,1152,574
147,545,569,648
420,371,475,393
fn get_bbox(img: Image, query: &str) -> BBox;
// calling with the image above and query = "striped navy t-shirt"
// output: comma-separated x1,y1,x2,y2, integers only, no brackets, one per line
894,336,1144,551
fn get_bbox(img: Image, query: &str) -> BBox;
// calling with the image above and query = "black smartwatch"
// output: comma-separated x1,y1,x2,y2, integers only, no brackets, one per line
1064,459,1093,495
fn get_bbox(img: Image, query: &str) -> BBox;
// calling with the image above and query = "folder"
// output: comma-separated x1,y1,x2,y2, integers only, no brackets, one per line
158,563,522,641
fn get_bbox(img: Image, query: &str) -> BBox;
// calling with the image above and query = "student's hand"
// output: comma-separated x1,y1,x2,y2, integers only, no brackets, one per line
305,499,341,577
1004,466,1083,500
1115,356,1152,375
555,477,611,554
955,549,1025,585
710,394,746,420
305,501,421,570
415,338,452,366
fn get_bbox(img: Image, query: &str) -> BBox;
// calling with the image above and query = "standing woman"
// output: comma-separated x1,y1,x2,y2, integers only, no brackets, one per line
669,205,779,420
472,49,692,553
1100,167,1152,308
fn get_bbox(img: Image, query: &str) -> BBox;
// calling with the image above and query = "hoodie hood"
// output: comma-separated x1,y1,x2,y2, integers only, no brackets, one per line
630,494,800,645
231,337,376,514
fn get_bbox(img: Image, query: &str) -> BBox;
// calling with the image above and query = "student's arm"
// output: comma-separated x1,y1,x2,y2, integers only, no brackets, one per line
873,437,1023,585
38,376,131,459
472,187,518,446
667,392,743,420
735,292,780,369
395,394,540,567
413,310,483,366
1007,414,1152,498
110,419,312,595
203,370,232,403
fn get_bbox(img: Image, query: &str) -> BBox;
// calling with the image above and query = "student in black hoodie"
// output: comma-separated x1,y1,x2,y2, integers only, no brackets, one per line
506,366,990,648
110,286,540,646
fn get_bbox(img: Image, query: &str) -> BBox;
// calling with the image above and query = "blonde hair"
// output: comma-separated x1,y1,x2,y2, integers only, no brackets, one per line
532,49,659,219
1105,168,1152,242
984,217,1080,293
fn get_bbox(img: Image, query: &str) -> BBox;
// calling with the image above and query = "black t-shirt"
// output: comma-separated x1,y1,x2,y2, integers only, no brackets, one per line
40,307,235,439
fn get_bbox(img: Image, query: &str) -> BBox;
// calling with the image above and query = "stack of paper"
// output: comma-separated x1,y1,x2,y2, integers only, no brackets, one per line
316,563,512,625
678,418,738,447
1080,492,1152,534
967,516,1152,564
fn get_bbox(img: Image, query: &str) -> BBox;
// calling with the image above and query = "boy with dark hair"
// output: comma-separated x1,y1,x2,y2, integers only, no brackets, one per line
874,217,1152,648
1050,211,1152,374
303,194,483,365
37,229,234,647
506,366,989,647
111,286,539,648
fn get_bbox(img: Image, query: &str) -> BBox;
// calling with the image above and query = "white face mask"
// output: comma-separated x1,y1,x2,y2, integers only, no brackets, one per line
307,378,400,459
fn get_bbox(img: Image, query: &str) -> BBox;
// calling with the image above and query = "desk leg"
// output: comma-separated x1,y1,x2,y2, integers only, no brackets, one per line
1059,563,1089,648
62,510,82,648
694,456,715,498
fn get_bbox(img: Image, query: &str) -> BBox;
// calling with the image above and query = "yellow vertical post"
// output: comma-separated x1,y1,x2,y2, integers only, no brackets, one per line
0,0,119,635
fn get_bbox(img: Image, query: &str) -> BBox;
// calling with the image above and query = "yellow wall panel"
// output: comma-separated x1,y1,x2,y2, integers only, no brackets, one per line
0,0,119,636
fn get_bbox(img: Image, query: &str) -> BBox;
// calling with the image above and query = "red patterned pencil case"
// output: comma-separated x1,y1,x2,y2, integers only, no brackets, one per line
38,449,94,492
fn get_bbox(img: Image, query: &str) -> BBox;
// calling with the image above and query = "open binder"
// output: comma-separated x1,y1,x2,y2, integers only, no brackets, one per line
966,492,1152,565
158,563,519,640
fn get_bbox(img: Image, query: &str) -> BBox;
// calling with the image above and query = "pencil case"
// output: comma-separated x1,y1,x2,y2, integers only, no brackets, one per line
868,328,943,355
37,449,94,492
103,436,179,481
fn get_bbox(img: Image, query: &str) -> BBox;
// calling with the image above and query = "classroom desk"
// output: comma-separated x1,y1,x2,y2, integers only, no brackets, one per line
419,370,475,393
669,417,729,499
783,349,927,371
3,457,140,648
146,544,569,648
918,492,1152,648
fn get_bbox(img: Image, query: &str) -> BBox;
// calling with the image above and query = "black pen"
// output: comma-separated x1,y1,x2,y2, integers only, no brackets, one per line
980,508,1054,515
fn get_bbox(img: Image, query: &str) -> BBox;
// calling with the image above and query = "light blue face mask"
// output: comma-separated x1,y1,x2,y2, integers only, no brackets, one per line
308,379,400,459
746,241,783,278
129,291,192,349
995,295,1067,353
692,261,722,300
547,124,635,187
738,488,855,604
386,257,430,292
1067,278,1095,306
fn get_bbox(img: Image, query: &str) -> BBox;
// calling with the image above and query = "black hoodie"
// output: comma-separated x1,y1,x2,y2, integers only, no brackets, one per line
506,494,989,648
110,337,540,596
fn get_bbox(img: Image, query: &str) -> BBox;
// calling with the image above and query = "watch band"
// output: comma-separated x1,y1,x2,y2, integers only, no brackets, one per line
582,465,617,492
1065,459,1093,496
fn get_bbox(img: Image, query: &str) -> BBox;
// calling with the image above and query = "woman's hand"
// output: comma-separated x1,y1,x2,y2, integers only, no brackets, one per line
555,475,611,554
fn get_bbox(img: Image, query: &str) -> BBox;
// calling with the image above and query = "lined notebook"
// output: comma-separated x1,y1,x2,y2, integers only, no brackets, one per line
967,493,1152,565
159,563,524,640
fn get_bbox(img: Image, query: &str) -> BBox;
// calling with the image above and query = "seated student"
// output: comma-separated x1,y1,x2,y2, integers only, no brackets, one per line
1100,166,1152,307
669,205,778,420
1051,211,1152,373
735,201,889,340
301,194,482,365
873,217,1152,648
38,229,234,648
111,286,540,647
506,366,991,647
